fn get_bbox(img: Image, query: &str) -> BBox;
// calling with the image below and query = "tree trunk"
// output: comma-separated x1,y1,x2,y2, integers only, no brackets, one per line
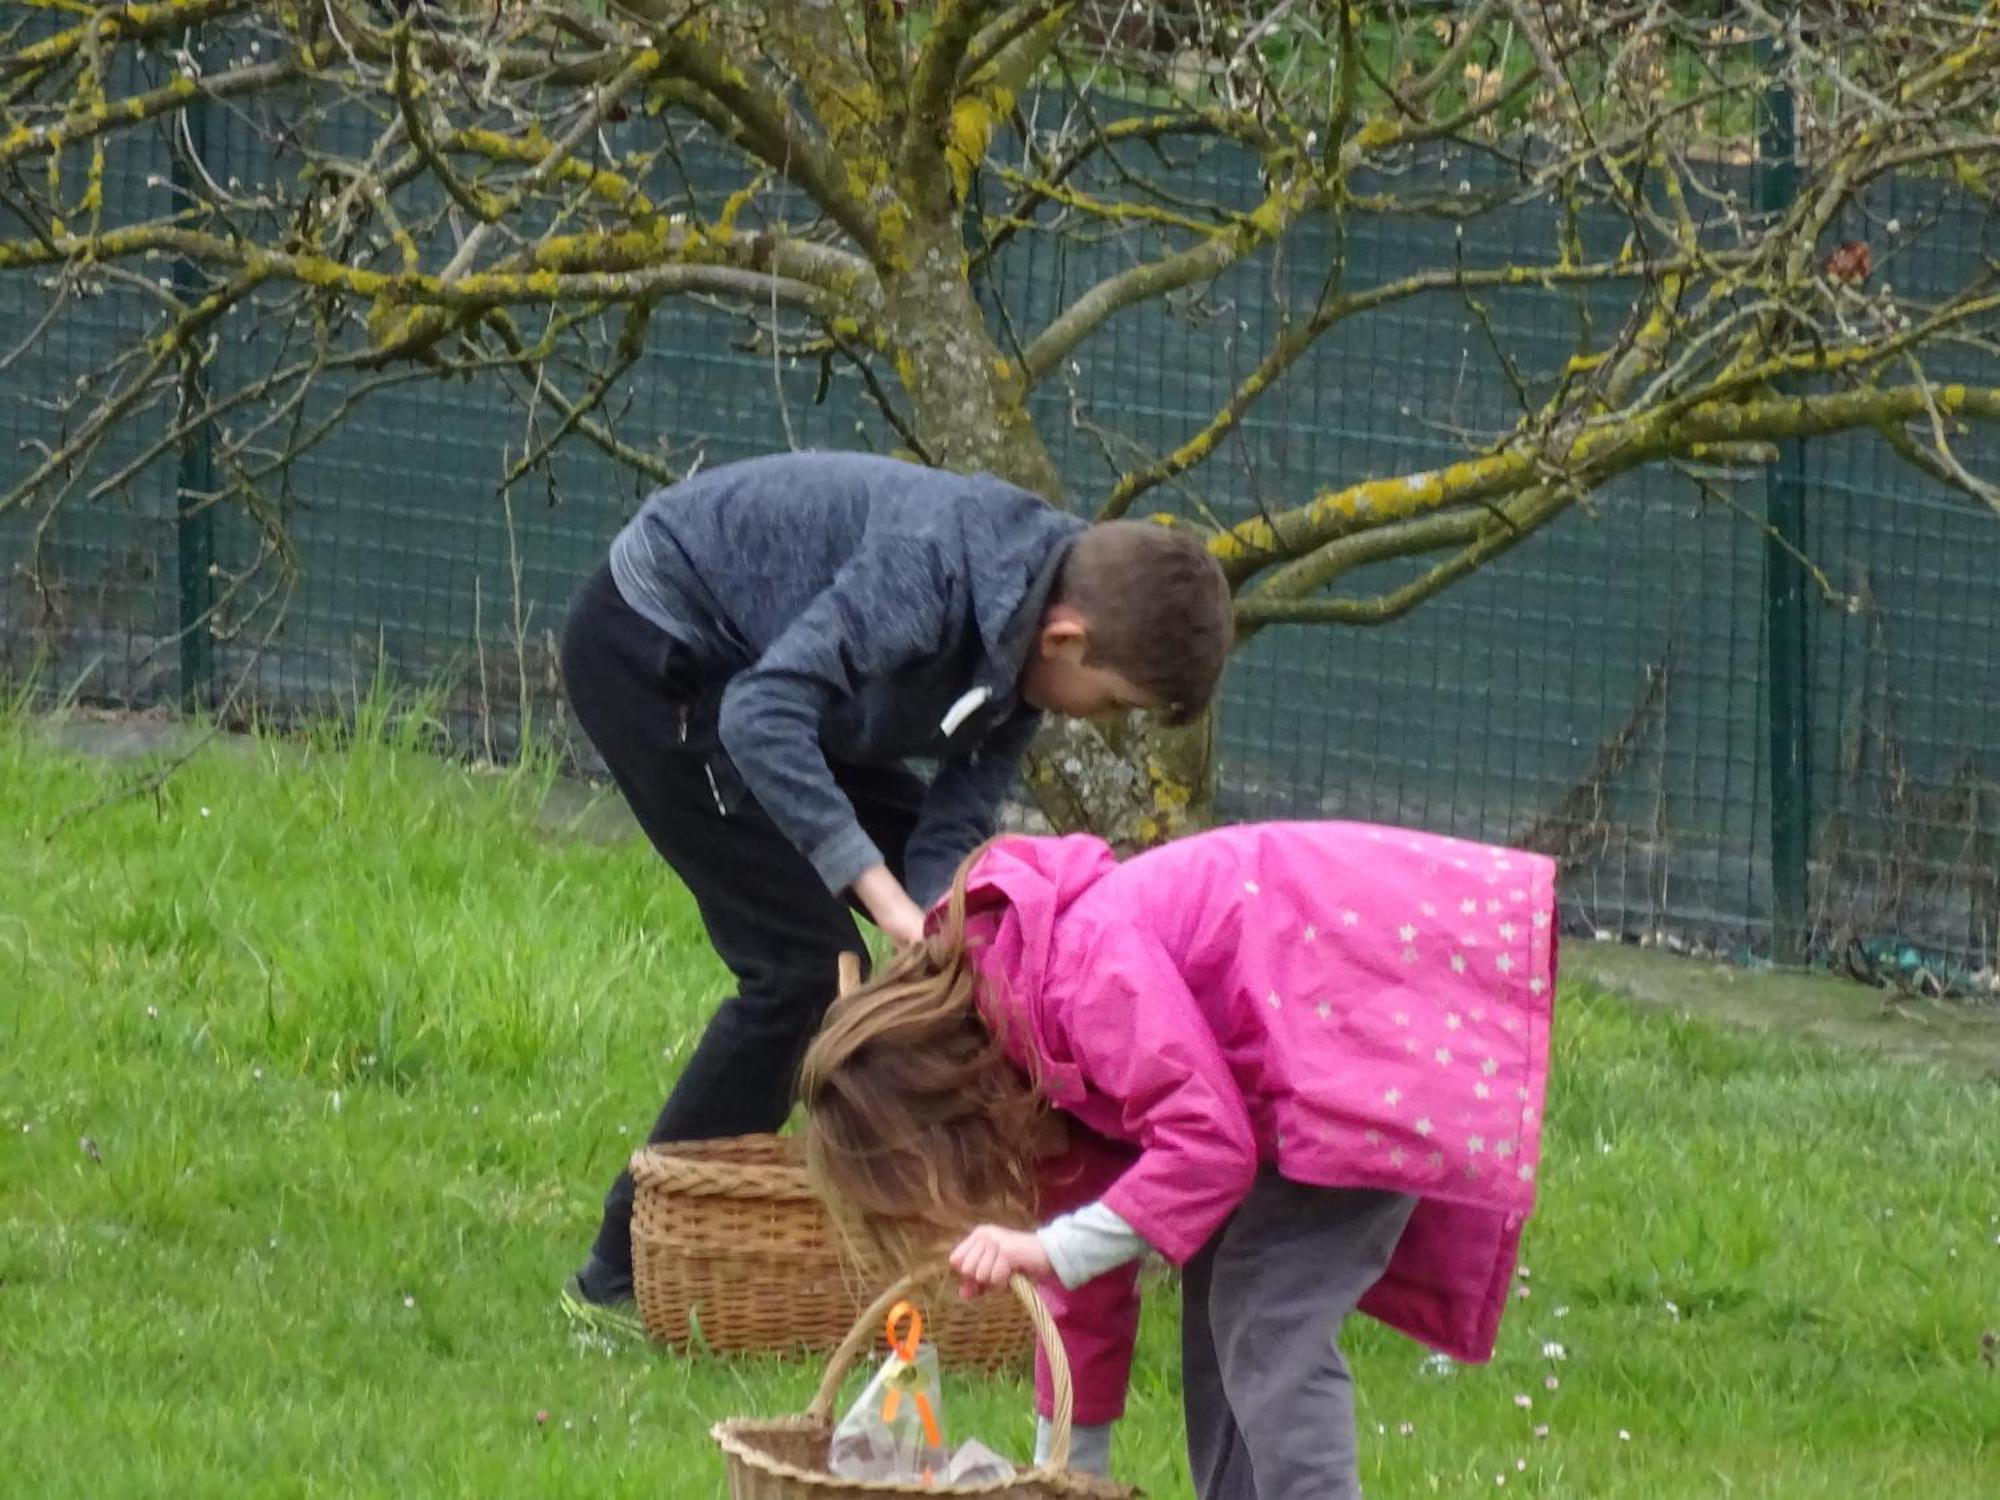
880,218,1065,498
1023,712,1219,849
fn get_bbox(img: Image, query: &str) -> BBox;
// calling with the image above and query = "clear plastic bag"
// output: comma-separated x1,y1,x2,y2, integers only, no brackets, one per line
943,1439,1016,1484
828,1301,948,1484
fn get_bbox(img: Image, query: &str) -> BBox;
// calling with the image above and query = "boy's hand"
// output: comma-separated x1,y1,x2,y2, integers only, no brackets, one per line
949,1224,1050,1298
853,864,926,948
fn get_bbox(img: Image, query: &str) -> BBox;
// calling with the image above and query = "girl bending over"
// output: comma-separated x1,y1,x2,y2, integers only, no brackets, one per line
802,822,1558,1500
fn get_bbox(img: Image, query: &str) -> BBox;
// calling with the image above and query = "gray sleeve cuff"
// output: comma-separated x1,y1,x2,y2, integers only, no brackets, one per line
1035,1416,1113,1475
1037,1201,1150,1291
808,824,885,897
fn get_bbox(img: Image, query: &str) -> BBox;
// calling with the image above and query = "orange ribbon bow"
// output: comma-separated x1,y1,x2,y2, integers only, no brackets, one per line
879,1301,943,1451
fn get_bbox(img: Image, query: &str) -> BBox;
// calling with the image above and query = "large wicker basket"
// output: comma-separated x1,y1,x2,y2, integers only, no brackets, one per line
630,1134,1036,1372
631,953,1032,1370
711,1267,1133,1499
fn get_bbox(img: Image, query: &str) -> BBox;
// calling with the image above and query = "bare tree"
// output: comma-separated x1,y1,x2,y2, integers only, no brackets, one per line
3,1,1997,838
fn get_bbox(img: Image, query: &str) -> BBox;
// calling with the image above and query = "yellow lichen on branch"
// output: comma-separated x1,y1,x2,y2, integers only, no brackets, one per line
448,128,659,221
9,0,254,74
1207,372,2000,584
945,86,1012,202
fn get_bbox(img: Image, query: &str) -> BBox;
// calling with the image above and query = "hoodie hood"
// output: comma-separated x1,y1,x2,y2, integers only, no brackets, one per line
955,476,1087,701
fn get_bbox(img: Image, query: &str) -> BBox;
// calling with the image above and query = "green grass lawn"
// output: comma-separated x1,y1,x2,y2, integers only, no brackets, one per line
2,707,1994,1498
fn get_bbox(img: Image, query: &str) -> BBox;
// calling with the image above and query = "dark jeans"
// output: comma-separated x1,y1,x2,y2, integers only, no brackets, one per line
559,565,924,1274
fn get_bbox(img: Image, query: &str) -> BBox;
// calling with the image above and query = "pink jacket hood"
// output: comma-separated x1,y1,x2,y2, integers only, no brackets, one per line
949,833,1117,1103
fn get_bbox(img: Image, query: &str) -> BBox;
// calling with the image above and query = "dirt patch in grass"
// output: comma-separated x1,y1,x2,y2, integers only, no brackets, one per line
1567,941,2000,1079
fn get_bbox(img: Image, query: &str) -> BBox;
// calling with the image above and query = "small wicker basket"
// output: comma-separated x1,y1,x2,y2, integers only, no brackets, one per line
711,1267,1134,1499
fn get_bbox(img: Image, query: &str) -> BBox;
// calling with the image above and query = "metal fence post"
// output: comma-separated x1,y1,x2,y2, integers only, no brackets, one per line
171,34,215,713
1756,42,1812,965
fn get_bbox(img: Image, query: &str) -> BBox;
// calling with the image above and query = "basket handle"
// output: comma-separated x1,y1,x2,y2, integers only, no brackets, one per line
803,1265,1077,1475
837,951,862,997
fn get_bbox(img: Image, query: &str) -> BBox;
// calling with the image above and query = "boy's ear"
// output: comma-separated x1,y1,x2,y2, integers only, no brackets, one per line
1037,606,1088,661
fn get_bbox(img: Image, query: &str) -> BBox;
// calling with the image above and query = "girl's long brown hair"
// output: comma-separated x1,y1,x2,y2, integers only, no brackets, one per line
799,848,1051,1273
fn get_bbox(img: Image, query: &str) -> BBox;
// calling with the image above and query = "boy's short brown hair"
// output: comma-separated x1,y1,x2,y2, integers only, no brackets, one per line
1050,520,1234,725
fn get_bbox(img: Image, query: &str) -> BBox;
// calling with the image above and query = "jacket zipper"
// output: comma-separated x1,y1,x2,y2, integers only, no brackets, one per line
678,705,726,815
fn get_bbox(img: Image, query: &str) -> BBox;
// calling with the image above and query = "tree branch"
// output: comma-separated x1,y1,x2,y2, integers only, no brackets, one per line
964,1,1071,83
0,223,854,319
1,265,266,517
899,0,991,215
627,12,886,259
2,0,255,79
857,0,912,136
1101,250,1695,521
1212,381,2000,585
1232,484,1571,635
1,48,328,166
1022,179,1320,385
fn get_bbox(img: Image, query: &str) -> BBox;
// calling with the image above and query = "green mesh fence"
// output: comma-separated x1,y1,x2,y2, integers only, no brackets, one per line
2,54,1995,989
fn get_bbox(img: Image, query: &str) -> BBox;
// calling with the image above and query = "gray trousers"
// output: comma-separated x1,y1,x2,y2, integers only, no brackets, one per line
1181,1175,1418,1500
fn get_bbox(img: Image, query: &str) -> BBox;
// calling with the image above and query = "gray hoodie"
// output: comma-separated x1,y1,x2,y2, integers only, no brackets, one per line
607,452,1085,905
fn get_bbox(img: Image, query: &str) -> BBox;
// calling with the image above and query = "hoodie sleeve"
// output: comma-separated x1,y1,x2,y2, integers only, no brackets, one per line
902,705,1041,907
1042,919,1259,1266
718,537,947,894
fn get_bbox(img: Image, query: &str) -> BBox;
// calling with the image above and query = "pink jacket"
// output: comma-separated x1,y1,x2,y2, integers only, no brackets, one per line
948,822,1559,1424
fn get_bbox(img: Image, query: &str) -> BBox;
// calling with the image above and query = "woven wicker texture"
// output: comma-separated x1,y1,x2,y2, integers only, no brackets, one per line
631,954,1033,1369
711,1269,1135,1499
631,1134,1036,1369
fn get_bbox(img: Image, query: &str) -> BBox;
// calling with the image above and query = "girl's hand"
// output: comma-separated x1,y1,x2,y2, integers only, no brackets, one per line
949,1224,1050,1298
